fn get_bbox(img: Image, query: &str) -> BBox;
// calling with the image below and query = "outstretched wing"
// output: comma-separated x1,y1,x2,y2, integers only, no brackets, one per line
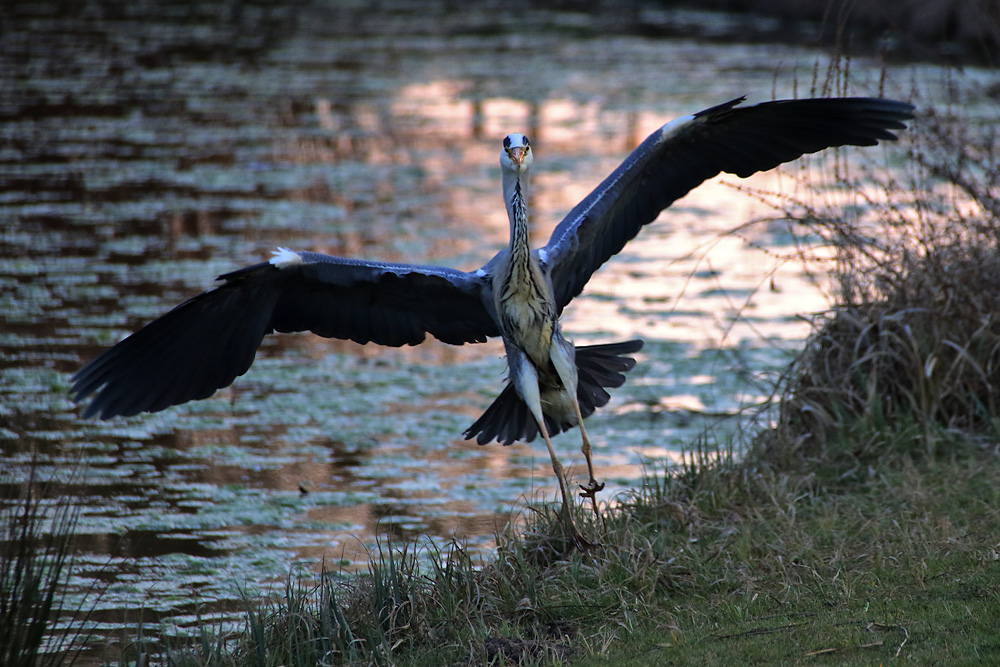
72,249,498,419
542,97,915,310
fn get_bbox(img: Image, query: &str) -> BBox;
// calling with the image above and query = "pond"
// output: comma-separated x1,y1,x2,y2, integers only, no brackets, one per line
1,0,926,654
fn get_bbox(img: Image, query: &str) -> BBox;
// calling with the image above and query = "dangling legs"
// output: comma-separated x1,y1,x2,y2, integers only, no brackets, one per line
511,349,589,550
535,413,590,551
550,338,604,514
569,399,604,512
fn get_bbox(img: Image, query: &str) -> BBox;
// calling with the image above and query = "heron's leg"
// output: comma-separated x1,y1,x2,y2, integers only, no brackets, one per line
512,352,588,550
570,399,604,510
536,419,575,532
549,338,604,509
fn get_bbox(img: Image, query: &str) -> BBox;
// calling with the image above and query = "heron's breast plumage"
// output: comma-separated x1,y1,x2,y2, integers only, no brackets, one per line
497,253,556,366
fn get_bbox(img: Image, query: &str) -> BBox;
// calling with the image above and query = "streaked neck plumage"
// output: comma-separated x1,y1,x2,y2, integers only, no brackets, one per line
503,166,531,266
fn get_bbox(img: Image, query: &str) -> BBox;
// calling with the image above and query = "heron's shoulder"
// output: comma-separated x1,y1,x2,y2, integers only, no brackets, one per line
269,247,306,268
651,96,747,146
218,248,487,292
653,113,698,145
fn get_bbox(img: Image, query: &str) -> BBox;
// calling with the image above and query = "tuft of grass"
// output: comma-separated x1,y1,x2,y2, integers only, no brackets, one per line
763,73,1000,468
0,466,89,667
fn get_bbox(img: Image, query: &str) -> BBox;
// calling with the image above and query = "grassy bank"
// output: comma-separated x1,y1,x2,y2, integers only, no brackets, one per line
26,407,1000,665
148,421,995,666
575,429,1000,665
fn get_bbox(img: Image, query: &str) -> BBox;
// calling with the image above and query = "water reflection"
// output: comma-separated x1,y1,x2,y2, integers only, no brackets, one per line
0,0,919,654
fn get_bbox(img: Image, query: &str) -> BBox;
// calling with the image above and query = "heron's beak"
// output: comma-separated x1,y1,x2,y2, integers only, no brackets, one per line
507,146,525,168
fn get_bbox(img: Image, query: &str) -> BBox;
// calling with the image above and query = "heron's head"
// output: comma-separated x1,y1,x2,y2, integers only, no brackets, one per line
501,133,532,174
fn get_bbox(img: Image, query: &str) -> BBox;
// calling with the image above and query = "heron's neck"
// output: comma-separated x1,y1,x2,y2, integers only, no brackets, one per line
503,170,531,261
498,165,553,349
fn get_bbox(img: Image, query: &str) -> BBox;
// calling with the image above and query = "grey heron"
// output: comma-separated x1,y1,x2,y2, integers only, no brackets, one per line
72,96,914,548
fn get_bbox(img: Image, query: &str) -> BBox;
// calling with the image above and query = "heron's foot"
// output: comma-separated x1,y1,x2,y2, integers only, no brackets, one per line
569,530,597,552
578,479,605,499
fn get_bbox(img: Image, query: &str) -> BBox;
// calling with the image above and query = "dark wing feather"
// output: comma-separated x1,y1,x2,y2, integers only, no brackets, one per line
264,252,497,346
543,97,915,310
72,252,498,419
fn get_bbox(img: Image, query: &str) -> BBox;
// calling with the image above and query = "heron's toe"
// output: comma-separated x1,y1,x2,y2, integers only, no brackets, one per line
570,531,598,552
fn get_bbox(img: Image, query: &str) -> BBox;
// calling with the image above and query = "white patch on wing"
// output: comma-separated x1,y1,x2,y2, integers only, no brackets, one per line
269,247,304,268
657,114,697,143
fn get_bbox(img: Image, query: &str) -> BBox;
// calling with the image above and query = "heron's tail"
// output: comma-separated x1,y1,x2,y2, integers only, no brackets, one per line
464,339,643,446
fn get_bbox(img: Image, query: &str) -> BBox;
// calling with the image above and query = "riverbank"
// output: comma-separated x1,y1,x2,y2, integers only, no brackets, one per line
153,419,994,666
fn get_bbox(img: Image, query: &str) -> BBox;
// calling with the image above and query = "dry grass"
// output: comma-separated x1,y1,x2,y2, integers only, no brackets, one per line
764,76,1000,465
0,466,90,667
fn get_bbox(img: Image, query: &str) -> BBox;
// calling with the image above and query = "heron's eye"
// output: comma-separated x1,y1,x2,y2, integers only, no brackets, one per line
503,136,511,149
